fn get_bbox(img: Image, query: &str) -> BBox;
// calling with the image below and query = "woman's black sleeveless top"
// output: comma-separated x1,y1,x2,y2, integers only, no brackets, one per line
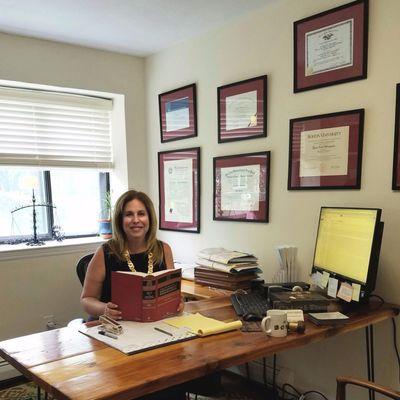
100,242,166,303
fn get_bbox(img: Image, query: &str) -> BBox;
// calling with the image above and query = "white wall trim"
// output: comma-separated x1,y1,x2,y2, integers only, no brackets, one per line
0,237,103,261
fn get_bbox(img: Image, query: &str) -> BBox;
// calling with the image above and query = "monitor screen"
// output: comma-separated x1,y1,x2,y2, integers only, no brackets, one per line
313,207,382,286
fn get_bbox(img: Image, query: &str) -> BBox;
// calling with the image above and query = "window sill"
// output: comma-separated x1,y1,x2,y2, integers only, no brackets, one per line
0,237,105,261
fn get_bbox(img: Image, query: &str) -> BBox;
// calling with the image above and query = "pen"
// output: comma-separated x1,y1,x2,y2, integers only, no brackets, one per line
154,327,173,337
98,330,118,340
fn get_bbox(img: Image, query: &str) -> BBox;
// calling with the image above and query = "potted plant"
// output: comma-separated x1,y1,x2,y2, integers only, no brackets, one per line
98,191,113,239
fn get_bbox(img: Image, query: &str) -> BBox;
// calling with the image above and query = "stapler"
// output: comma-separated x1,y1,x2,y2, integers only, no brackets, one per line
99,315,123,335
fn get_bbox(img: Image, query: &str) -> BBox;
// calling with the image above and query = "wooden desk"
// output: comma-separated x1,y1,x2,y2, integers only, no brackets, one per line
181,279,232,300
0,298,398,400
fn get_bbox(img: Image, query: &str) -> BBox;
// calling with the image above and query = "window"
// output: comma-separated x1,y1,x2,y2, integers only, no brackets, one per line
50,169,104,236
0,85,113,244
0,169,47,239
0,167,109,242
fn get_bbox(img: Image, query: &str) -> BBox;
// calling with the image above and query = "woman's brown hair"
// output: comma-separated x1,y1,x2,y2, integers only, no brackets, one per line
106,190,163,264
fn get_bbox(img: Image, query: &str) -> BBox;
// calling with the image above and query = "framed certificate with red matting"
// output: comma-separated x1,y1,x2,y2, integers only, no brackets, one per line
159,84,197,143
158,147,200,232
294,0,368,93
288,109,364,190
218,75,267,143
214,151,270,222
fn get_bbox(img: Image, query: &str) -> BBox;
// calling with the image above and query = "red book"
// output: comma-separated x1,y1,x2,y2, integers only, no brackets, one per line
111,269,181,322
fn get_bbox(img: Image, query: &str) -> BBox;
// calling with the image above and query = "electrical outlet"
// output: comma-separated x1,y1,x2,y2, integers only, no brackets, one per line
43,315,58,330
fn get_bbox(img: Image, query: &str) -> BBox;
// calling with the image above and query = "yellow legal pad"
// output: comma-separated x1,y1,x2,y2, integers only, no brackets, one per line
165,313,242,337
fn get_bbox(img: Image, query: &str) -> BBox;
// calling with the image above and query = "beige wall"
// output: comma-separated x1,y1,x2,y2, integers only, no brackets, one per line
0,249,94,338
0,34,146,339
146,0,400,397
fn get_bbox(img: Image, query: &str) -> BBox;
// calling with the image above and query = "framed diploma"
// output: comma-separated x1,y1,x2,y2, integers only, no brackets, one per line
294,0,368,93
158,84,197,143
213,151,270,222
218,75,267,143
392,84,400,190
158,147,200,232
288,109,364,190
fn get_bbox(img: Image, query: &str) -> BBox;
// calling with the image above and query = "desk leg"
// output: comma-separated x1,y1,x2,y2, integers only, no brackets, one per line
36,385,49,399
272,353,277,399
365,325,375,400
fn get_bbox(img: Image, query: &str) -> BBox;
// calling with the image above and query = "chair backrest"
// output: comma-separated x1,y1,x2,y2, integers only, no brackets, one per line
336,376,400,400
76,253,94,286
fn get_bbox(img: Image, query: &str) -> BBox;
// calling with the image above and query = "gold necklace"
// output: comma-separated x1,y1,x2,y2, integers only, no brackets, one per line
124,250,154,274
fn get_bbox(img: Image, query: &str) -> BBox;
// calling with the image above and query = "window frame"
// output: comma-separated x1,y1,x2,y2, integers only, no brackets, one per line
0,169,110,244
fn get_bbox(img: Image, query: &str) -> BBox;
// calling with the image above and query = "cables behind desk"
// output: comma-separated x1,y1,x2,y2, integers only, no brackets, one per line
370,294,400,382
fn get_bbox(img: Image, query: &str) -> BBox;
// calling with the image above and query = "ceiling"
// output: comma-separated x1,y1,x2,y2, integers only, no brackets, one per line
0,0,275,57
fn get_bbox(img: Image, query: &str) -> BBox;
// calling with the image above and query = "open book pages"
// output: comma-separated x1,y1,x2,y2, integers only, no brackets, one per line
165,312,242,337
115,268,181,278
197,247,257,265
196,257,261,274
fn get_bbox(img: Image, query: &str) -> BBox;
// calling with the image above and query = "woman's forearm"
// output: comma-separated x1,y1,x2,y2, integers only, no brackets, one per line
80,296,106,318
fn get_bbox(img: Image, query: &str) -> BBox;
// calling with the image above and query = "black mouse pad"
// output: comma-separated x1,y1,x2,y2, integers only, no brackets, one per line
241,320,262,332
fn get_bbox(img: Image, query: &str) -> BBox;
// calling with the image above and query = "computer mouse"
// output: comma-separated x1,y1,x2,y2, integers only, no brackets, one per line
242,312,262,322
292,285,303,292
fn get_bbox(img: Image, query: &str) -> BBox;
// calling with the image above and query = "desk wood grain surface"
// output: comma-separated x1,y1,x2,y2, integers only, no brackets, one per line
181,279,231,300
0,297,398,400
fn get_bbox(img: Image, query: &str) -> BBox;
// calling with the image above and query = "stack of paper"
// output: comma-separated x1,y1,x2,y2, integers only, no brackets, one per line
195,247,261,290
273,245,298,283
194,266,259,290
197,247,260,273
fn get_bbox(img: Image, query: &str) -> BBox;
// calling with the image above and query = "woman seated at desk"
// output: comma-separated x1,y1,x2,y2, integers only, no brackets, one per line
81,189,186,399
80,189,182,319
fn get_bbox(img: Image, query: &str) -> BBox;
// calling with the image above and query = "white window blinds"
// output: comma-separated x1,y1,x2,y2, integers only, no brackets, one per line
0,86,113,168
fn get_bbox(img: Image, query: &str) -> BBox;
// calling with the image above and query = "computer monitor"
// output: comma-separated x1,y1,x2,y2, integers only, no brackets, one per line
311,207,384,302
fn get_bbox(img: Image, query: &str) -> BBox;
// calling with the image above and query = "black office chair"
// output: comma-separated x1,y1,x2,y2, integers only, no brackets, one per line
76,253,94,285
336,376,400,399
67,253,94,329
